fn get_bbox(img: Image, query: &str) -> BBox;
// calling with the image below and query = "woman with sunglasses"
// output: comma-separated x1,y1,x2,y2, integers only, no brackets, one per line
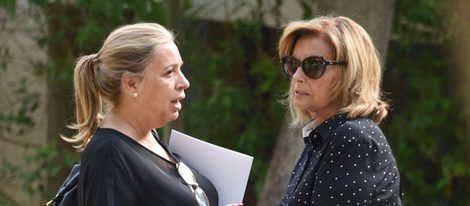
278,16,403,205
61,23,241,206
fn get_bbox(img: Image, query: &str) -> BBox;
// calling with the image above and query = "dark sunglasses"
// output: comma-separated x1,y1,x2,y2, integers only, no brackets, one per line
280,55,347,79
177,162,210,206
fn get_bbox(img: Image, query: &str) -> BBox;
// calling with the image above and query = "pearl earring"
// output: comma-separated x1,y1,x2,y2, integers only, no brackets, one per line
132,92,138,97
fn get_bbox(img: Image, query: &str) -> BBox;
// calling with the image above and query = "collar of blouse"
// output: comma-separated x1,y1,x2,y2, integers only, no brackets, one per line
303,112,348,144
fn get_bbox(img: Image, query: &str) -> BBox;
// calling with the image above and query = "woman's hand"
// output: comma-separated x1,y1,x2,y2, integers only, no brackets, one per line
224,203,243,206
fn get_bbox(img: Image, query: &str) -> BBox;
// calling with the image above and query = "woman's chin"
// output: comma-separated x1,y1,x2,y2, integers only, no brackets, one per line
159,112,180,127
293,102,310,112
169,112,179,121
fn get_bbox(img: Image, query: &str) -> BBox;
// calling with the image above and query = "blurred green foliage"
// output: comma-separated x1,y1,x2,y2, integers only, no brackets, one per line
0,78,39,136
1,0,470,205
0,199,12,206
177,15,287,203
383,0,470,205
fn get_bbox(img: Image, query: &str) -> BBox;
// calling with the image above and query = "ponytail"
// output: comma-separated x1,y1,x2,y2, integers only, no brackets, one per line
61,54,103,151
62,23,175,150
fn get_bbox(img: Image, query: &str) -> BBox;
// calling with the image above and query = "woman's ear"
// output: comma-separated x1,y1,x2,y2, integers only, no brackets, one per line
121,72,143,97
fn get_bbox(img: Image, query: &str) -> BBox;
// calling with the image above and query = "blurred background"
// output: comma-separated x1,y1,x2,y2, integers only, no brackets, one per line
0,0,469,205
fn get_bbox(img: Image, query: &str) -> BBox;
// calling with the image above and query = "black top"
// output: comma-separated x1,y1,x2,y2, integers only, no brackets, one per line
78,128,218,206
280,113,403,206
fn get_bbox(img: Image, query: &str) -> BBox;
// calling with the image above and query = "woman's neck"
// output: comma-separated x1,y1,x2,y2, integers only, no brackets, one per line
100,108,149,140
101,108,176,163
312,105,339,125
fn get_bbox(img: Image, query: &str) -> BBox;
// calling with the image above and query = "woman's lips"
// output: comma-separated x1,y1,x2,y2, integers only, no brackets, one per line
294,89,309,96
171,95,185,111
171,99,182,111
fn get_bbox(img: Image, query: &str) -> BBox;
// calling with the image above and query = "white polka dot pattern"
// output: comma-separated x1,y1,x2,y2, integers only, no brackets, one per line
280,113,403,206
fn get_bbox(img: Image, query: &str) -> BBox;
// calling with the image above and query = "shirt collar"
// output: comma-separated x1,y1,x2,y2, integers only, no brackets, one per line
303,113,348,144
302,119,316,138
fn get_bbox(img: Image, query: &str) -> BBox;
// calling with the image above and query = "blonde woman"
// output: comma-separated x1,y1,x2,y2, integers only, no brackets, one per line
278,16,403,205
63,23,230,206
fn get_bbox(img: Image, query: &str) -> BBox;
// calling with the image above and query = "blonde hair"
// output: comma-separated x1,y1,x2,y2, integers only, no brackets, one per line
278,16,388,127
62,23,175,150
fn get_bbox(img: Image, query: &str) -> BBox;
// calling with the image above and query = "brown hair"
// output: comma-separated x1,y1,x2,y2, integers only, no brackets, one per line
62,23,174,150
278,16,388,126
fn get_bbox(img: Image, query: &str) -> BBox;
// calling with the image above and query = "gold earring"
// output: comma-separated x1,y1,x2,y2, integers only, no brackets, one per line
132,92,138,97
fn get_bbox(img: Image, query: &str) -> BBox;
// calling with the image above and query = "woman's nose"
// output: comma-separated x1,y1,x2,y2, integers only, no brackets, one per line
292,66,305,83
177,71,190,90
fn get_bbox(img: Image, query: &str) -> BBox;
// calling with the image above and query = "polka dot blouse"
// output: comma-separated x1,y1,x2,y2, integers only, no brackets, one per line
280,113,403,206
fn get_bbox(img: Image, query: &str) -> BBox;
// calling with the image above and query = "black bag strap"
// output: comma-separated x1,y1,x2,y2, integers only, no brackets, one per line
46,164,80,206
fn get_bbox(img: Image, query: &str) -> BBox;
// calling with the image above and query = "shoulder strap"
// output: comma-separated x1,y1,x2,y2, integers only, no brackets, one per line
151,129,181,163
46,164,80,205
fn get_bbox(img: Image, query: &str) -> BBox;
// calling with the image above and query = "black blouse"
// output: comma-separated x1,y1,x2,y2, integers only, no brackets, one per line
78,128,218,206
280,113,403,206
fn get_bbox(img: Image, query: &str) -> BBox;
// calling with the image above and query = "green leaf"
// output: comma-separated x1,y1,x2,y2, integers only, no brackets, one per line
0,0,16,16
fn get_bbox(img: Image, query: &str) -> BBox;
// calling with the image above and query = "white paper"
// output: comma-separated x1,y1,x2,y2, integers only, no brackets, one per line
168,130,253,206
